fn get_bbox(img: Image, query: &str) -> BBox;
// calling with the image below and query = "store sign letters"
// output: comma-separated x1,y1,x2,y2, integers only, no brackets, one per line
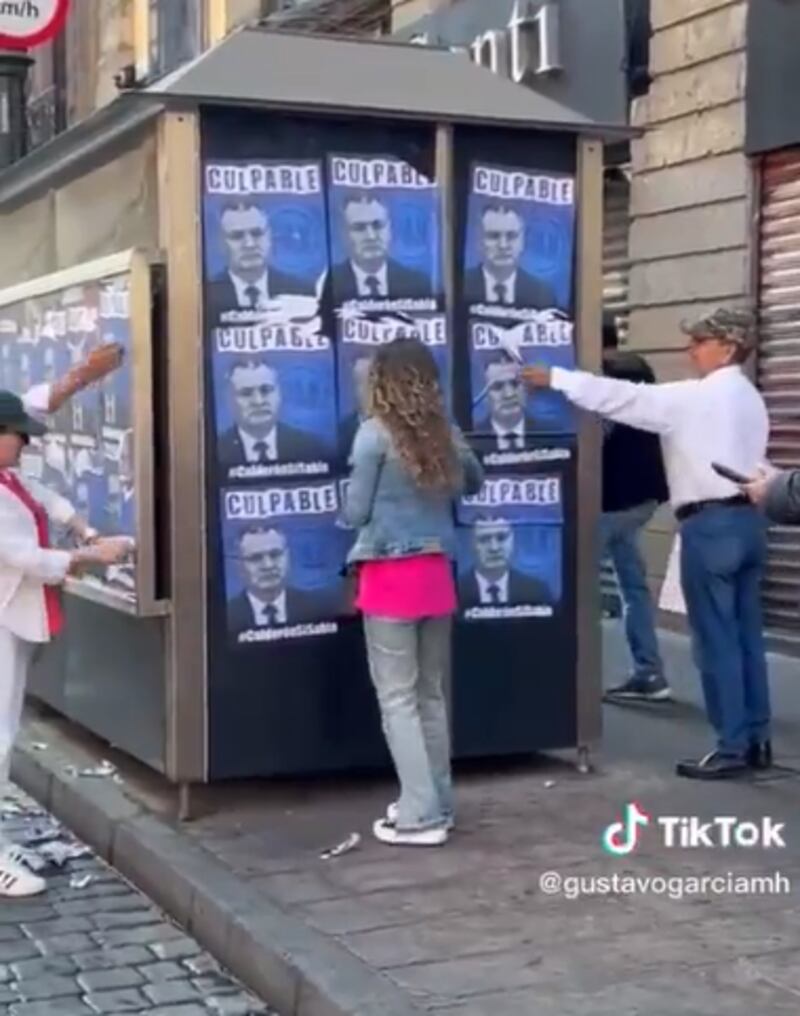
412,0,562,84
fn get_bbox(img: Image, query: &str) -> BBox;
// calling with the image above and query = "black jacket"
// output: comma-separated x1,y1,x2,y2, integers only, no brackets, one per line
764,470,800,525
218,424,328,468
330,259,430,302
458,569,552,608
602,350,669,513
464,266,557,310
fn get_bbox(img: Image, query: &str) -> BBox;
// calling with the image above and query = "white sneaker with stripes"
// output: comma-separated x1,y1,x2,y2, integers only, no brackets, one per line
0,850,46,897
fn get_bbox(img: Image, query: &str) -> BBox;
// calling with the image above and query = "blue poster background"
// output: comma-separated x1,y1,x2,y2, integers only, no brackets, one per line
203,160,328,285
220,483,348,630
456,526,562,604
210,335,337,462
456,475,564,605
327,155,441,302
468,318,575,436
203,159,337,474
464,163,576,312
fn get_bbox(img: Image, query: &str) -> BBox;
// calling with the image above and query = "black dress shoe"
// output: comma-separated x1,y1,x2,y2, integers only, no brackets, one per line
676,751,748,781
746,741,773,770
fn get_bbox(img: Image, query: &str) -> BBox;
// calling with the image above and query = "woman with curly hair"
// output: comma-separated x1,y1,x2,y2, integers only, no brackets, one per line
344,338,483,847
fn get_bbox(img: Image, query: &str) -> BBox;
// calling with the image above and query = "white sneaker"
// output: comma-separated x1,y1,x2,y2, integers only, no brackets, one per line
0,853,46,897
373,818,448,847
386,801,455,832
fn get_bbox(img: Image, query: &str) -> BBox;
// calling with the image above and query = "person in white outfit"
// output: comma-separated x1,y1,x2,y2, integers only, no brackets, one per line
0,390,130,897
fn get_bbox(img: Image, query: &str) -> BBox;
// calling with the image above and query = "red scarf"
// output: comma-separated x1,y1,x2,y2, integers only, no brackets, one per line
0,471,64,637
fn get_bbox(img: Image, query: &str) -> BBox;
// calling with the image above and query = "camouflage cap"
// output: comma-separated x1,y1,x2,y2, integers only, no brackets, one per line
680,307,755,348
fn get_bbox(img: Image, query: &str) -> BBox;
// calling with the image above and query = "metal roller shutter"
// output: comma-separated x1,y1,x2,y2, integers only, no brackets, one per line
758,149,800,634
601,168,631,617
603,168,631,340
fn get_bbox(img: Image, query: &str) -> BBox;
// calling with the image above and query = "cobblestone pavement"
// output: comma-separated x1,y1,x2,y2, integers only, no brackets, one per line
0,786,275,1016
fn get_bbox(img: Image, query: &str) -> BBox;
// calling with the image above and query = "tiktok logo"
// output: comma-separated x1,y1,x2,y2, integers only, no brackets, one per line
602,802,651,856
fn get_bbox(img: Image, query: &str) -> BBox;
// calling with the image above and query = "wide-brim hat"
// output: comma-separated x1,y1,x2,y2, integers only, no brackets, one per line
680,307,755,350
0,390,47,438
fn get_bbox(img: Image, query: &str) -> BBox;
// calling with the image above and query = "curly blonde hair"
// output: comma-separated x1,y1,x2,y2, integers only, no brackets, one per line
367,338,459,492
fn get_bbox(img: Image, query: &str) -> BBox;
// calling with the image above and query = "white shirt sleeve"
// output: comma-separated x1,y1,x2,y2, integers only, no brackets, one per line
22,384,52,420
551,367,691,436
0,494,72,584
20,476,76,527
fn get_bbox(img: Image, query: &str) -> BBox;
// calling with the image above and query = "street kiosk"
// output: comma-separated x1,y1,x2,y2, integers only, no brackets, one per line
0,28,627,804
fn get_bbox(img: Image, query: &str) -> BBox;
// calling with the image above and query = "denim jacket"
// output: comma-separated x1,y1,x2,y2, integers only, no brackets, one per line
343,418,484,563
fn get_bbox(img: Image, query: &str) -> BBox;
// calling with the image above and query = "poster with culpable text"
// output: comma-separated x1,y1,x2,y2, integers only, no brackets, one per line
203,160,336,483
463,162,576,442
220,480,351,648
327,154,448,458
456,474,564,623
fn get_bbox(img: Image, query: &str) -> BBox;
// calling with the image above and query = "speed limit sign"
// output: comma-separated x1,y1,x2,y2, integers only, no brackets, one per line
0,0,71,50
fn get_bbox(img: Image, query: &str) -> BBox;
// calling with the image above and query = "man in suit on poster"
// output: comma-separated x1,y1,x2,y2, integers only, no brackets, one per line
459,519,551,608
228,526,328,632
481,357,537,450
219,359,329,468
208,201,312,322
332,194,430,301
465,204,557,310
339,355,373,458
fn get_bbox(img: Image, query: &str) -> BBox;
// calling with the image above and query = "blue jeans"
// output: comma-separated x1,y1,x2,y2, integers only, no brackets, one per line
680,505,771,757
363,616,453,830
599,501,664,679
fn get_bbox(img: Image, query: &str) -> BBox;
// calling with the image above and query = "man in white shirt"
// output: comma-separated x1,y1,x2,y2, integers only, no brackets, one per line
524,308,772,780
207,201,310,323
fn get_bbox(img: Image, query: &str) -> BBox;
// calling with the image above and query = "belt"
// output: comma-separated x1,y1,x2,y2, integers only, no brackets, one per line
675,495,750,523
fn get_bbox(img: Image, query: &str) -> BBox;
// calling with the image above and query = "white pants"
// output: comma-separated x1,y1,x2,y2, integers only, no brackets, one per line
0,627,34,786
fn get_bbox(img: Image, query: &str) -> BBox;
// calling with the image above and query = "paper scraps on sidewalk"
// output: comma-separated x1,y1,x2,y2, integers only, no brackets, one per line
320,832,361,860
65,760,117,779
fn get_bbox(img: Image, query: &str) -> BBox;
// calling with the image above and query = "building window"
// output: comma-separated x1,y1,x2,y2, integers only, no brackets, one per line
149,0,204,79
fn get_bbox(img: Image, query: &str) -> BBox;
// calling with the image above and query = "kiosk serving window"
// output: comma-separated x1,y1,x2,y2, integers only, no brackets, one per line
0,250,165,617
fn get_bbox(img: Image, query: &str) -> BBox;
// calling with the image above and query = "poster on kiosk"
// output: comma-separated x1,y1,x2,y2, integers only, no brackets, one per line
326,152,449,458
463,161,577,446
200,108,581,776
451,131,580,759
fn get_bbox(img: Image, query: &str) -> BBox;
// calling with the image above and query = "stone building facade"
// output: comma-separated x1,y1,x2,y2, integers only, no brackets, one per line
627,0,750,598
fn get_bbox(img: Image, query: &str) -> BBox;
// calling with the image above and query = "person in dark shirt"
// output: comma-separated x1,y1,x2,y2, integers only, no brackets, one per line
600,313,671,703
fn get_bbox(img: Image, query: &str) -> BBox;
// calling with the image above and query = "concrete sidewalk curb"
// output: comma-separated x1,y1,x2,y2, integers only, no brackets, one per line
10,734,426,1016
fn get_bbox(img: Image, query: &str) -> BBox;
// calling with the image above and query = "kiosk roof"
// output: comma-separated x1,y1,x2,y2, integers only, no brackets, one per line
144,27,630,138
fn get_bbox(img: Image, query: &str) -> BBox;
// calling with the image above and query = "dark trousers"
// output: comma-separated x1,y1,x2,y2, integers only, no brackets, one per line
680,504,771,757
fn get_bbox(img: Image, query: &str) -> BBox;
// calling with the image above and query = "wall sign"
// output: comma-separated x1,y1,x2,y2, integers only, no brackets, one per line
411,0,562,84
0,0,70,50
